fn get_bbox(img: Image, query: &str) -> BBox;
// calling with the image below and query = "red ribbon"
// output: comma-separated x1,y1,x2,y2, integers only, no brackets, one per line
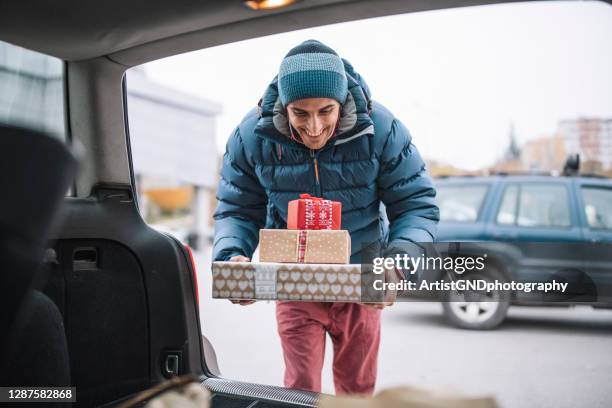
297,230,308,263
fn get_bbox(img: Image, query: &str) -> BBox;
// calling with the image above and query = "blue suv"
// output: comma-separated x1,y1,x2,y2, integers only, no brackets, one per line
432,175,612,329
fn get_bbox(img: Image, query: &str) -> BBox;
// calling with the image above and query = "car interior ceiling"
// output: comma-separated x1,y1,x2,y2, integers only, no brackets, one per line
6,0,608,407
1,0,520,63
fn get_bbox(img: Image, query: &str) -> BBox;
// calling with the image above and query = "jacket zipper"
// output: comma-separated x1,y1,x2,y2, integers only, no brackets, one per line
310,149,322,196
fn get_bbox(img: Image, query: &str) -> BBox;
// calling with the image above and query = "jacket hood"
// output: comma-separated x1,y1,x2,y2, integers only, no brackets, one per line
254,58,375,150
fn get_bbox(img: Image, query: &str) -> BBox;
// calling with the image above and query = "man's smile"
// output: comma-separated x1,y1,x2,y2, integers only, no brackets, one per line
303,129,326,138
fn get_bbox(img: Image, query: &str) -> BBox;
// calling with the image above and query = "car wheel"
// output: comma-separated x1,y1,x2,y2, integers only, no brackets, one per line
441,267,510,330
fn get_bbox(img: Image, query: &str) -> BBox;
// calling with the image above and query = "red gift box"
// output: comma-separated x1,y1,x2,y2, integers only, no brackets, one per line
287,194,342,230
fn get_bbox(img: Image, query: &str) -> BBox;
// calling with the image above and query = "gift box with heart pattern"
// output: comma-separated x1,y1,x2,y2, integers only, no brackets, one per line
212,261,362,302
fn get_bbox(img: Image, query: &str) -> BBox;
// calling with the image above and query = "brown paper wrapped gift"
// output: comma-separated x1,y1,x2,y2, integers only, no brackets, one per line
259,229,350,264
212,262,257,300
212,261,362,302
319,386,497,408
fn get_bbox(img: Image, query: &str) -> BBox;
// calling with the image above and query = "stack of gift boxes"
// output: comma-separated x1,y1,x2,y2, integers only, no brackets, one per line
212,194,363,302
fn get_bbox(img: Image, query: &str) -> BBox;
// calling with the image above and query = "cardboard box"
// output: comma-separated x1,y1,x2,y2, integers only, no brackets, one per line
287,194,342,230
259,229,350,264
212,261,362,302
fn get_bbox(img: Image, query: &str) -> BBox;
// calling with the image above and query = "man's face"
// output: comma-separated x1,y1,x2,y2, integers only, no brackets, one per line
286,98,341,150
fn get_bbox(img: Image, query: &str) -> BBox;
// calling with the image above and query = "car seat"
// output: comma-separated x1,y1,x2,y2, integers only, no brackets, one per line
0,125,78,388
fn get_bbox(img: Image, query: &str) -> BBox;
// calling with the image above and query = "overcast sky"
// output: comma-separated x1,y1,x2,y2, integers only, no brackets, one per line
144,1,612,170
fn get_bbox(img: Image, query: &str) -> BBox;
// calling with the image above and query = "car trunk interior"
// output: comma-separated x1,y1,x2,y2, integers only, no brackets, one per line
45,184,204,406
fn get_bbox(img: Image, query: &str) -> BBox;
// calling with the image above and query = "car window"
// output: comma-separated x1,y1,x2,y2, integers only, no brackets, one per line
496,184,518,225
0,41,66,140
437,184,488,222
581,186,612,230
496,183,571,227
517,184,571,228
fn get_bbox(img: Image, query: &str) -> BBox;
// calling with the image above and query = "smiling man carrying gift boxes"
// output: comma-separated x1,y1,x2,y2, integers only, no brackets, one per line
212,40,439,395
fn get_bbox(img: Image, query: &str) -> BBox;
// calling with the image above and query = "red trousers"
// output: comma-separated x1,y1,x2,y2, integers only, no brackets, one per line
275,301,381,395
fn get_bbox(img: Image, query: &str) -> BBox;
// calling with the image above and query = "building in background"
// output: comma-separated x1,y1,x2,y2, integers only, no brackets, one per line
126,68,222,249
426,159,478,177
1,42,223,249
0,41,64,138
520,134,566,173
558,118,612,173
488,118,612,176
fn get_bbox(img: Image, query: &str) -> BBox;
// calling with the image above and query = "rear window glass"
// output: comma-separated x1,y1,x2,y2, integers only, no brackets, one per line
498,183,571,228
436,184,488,222
0,40,66,140
581,186,612,229
518,184,571,227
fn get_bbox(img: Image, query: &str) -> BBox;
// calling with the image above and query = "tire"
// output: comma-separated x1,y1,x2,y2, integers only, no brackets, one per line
441,266,510,330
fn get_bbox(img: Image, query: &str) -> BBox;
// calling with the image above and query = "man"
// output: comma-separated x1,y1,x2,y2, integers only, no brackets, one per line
213,40,439,395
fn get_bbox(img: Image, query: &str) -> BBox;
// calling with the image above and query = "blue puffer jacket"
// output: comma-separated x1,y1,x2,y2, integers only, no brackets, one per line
213,60,439,263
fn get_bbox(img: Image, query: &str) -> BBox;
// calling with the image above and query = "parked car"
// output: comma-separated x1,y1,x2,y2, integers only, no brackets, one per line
433,175,612,329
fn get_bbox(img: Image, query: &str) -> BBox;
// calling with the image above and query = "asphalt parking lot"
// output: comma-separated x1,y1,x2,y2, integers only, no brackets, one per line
196,251,612,408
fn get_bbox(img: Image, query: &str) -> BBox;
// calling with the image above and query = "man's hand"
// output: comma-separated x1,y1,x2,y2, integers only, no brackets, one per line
362,263,404,310
229,255,250,263
227,255,256,306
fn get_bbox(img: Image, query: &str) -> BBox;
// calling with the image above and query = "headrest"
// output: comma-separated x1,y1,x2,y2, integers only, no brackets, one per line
0,125,78,251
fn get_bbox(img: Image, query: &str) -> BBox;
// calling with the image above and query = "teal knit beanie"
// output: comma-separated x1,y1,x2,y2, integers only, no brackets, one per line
278,40,348,107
